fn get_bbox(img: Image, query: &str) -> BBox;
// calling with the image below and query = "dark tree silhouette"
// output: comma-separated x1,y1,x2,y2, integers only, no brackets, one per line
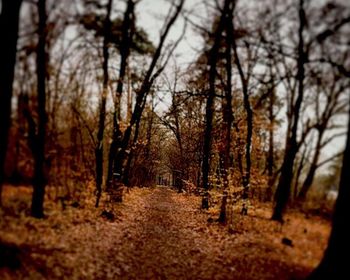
0,0,23,205
308,100,350,280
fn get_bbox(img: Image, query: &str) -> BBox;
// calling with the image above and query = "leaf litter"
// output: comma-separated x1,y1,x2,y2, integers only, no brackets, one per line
0,185,330,279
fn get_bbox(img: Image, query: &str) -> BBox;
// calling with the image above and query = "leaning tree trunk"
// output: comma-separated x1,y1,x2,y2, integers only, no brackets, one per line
293,144,308,199
272,0,306,222
308,101,350,280
95,0,113,208
0,0,23,206
111,0,185,193
31,0,47,218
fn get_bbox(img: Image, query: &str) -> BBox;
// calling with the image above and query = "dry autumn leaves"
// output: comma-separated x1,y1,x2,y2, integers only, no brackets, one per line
0,185,330,280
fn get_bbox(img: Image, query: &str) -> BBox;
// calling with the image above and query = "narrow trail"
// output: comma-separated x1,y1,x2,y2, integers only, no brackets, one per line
94,187,308,280
101,187,211,279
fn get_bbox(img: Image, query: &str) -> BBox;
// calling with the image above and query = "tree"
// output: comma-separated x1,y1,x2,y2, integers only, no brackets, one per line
201,0,228,209
108,0,185,201
106,0,135,190
0,0,23,205
308,97,350,280
31,0,48,218
94,0,113,208
297,69,348,201
218,0,234,223
230,1,254,215
272,0,307,222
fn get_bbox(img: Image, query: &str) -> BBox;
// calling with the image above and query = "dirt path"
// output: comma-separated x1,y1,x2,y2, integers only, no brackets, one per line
108,186,209,279
1,186,326,279
91,187,310,280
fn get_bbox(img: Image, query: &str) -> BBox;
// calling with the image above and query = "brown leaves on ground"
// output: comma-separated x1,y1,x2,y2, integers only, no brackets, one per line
0,186,330,279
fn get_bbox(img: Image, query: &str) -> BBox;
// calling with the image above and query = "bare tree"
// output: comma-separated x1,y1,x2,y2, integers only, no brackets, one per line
230,1,254,215
308,97,350,280
31,0,48,218
272,0,307,222
297,68,348,201
109,0,185,201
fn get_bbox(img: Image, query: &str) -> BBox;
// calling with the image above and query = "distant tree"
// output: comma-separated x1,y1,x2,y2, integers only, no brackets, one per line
31,0,48,218
0,0,23,205
230,1,254,215
271,0,350,220
161,68,205,193
297,69,348,201
161,67,186,192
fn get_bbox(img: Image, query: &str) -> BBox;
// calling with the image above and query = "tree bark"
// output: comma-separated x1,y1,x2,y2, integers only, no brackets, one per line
201,0,228,209
218,1,234,223
0,0,23,206
31,0,47,218
272,0,306,222
95,0,113,208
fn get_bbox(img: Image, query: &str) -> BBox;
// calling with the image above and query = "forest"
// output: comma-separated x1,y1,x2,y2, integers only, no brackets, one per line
0,0,349,279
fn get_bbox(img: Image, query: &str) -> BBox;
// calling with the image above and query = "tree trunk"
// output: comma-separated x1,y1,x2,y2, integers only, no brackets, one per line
122,98,147,186
293,145,308,200
308,103,350,280
110,0,184,191
106,0,134,189
31,0,47,218
298,130,324,201
201,0,228,209
218,2,234,223
95,0,113,208
0,0,23,206
272,0,306,222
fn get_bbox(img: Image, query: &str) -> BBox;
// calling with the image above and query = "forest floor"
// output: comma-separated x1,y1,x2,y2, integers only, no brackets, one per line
0,185,331,279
